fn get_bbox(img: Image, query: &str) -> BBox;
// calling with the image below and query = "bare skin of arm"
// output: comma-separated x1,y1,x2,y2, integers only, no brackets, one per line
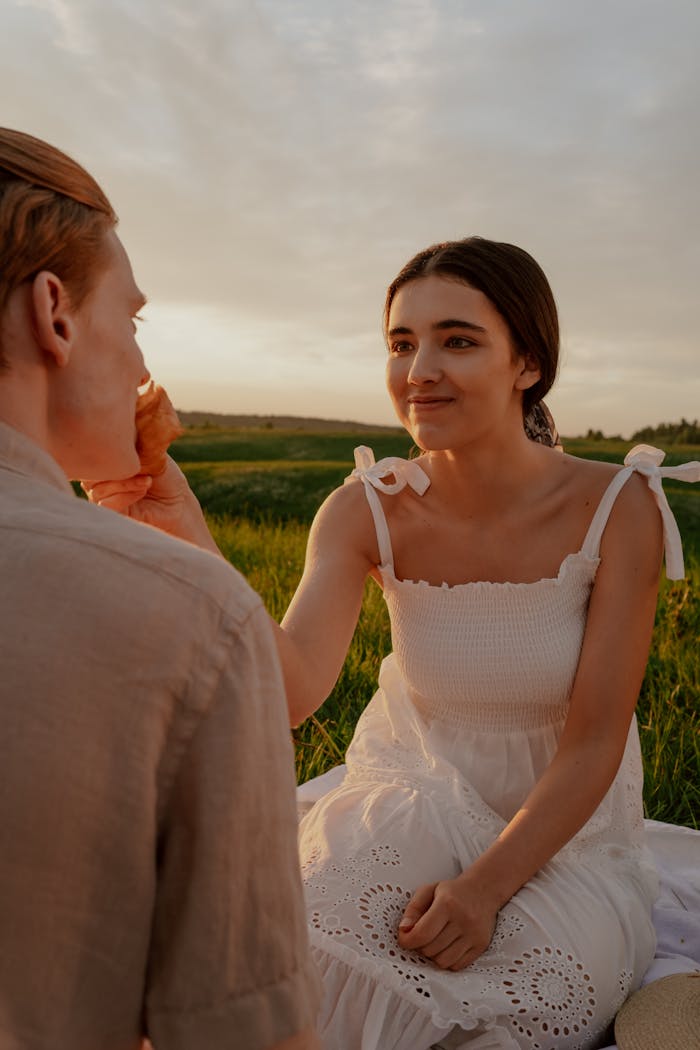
272,480,379,726
396,472,664,971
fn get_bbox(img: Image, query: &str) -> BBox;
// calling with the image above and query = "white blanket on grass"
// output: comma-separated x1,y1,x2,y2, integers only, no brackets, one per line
297,766,700,1050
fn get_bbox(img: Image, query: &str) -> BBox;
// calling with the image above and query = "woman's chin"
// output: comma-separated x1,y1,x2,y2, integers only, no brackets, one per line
404,422,457,453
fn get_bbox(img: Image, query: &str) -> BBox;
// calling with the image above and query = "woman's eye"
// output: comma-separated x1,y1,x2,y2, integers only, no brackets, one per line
390,341,413,354
445,335,474,349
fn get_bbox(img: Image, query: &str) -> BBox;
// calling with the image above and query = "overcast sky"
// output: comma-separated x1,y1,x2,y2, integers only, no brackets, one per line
2,0,699,436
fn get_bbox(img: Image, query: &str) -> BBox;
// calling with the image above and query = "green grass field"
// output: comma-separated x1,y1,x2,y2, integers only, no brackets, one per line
176,427,700,828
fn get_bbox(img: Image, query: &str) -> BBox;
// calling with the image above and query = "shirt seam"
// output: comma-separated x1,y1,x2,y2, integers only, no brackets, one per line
157,593,276,822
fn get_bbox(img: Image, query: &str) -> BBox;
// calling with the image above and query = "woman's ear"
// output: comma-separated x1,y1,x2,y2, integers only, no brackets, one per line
514,353,541,392
30,271,76,368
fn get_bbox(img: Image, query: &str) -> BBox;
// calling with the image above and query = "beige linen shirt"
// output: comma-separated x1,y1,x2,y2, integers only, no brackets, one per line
0,422,319,1050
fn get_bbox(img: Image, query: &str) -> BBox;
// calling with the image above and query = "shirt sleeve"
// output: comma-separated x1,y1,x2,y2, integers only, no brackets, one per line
145,600,320,1050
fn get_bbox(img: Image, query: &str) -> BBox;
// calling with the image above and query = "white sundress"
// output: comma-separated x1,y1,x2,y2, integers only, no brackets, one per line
299,445,700,1050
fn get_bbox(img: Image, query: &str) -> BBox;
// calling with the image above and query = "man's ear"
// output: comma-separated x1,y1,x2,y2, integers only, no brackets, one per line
30,272,77,368
514,353,541,392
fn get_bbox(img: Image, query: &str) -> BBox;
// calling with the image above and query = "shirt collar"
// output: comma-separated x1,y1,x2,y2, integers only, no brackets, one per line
0,420,74,495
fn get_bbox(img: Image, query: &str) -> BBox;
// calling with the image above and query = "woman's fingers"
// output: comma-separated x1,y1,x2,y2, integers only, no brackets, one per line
400,881,464,949
432,936,474,971
81,476,151,510
447,946,478,972
418,924,463,962
397,882,437,938
403,913,486,971
397,875,499,970
97,489,149,512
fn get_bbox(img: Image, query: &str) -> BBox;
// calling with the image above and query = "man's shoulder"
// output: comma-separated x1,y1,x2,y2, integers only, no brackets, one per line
107,509,262,615
7,484,263,627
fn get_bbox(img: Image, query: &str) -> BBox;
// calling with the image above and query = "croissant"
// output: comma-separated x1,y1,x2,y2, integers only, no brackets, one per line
135,381,184,476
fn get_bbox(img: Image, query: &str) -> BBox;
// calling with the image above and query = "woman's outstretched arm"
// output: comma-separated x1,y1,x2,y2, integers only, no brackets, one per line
272,480,378,725
397,470,665,972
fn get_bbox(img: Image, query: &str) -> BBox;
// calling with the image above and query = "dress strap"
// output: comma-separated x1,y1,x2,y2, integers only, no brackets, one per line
580,470,635,561
581,444,700,579
344,445,430,571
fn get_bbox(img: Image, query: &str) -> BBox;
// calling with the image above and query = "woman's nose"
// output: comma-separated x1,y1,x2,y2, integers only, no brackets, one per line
408,342,442,384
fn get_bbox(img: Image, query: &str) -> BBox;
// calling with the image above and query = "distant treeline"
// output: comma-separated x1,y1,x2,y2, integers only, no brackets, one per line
584,419,700,444
177,410,401,435
630,418,700,444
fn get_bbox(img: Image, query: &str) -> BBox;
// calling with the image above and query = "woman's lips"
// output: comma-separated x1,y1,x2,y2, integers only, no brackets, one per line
408,397,454,411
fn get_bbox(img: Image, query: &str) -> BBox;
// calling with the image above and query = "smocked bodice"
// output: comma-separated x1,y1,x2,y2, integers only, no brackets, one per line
382,553,597,731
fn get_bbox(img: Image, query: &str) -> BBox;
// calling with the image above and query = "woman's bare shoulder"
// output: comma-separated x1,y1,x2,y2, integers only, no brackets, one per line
316,474,373,521
559,451,620,482
559,452,658,509
555,452,632,507
310,476,382,567
561,455,663,573
603,468,663,544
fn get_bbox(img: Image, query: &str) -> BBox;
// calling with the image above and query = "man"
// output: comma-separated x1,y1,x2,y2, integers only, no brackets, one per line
0,127,319,1050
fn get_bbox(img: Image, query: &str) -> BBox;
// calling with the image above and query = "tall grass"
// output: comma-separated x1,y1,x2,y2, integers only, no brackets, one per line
639,570,699,825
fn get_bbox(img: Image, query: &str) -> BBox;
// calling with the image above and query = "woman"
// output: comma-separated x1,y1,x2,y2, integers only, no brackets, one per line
276,237,676,1050
90,237,699,1049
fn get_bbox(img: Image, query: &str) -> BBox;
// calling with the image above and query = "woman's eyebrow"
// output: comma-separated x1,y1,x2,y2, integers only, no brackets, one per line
388,319,487,337
433,318,487,332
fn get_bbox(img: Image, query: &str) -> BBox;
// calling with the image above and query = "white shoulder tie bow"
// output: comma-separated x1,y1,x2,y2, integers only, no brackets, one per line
624,444,700,580
346,445,430,496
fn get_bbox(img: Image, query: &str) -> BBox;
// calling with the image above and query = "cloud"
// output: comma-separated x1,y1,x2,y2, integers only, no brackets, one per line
15,0,93,52
1,0,698,434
